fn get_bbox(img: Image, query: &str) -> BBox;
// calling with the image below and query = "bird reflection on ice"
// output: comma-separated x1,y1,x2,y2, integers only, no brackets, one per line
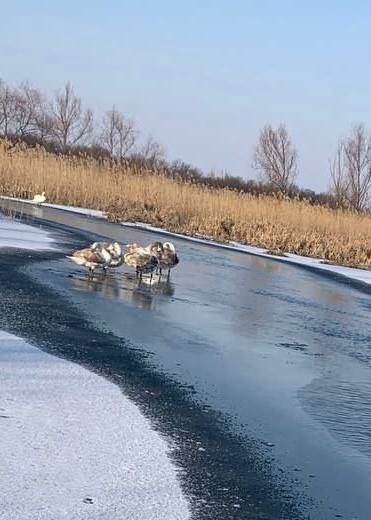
70,271,175,311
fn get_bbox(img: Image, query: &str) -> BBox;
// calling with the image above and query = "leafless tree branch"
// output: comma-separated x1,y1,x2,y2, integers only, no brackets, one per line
51,82,93,150
140,135,166,165
330,125,371,211
100,107,137,159
253,124,298,193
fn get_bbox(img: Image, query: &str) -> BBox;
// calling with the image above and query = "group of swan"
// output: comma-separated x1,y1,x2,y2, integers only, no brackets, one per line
31,192,179,283
67,240,179,283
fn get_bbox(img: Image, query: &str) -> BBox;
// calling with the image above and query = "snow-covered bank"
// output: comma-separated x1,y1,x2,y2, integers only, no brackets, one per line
2,195,371,288
0,331,190,520
0,214,55,250
0,196,105,219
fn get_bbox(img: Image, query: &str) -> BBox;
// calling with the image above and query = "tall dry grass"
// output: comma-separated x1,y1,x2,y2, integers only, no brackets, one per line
1,140,371,268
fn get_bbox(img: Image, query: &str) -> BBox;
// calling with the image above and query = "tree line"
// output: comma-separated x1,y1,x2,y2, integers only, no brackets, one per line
254,122,371,211
0,79,165,164
1,78,370,211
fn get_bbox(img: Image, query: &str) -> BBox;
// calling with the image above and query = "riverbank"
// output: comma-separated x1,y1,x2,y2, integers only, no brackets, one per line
1,140,371,268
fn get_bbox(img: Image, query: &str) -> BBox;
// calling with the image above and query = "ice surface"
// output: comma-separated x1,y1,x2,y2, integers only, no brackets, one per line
0,331,190,520
0,215,55,250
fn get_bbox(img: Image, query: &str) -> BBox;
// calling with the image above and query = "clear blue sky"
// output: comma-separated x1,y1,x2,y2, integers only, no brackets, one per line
2,0,371,191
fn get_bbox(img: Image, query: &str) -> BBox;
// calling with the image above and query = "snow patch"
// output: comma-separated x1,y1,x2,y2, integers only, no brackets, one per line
0,196,105,219
0,215,55,250
0,330,190,520
45,203,105,218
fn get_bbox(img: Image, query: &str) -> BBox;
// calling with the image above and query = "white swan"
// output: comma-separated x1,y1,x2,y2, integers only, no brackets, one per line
67,243,112,277
158,242,179,280
106,242,125,267
91,241,124,269
32,192,46,205
124,244,158,283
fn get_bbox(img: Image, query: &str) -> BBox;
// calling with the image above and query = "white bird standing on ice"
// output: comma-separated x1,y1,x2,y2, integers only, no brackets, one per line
67,243,112,277
32,192,46,205
106,242,125,267
124,243,158,283
89,241,124,269
157,242,179,280
145,242,179,280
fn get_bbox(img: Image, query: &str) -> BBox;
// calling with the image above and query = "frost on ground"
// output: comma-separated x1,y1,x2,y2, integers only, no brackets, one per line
0,331,190,520
0,214,55,250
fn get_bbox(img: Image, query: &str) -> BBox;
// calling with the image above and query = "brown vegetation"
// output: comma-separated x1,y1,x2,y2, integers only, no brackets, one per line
1,140,371,268
0,76,338,208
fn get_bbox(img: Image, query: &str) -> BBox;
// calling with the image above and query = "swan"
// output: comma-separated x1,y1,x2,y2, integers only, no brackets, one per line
124,244,158,283
85,242,124,270
106,242,125,268
144,241,164,257
32,192,46,205
67,243,112,277
158,242,179,280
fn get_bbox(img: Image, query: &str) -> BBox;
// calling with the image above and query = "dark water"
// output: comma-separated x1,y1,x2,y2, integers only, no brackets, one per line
2,200,371,519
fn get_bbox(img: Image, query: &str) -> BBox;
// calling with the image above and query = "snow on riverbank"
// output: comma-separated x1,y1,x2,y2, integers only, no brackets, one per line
0,196,105,219
2,195,371,287
0,218,190,520
0,331,190,520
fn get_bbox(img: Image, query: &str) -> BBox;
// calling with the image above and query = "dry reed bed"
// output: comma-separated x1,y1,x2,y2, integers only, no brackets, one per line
1,141,371,268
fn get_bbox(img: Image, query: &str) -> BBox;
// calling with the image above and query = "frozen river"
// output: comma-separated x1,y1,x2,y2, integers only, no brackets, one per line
1,200,371,519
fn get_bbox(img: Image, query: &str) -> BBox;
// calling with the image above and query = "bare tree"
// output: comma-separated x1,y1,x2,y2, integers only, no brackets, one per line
343,125,371,211
140,135,166,165
51,82,93,150
330,125,371,211
11,83,43,137
329,143,349,207
33,97,55,143
100,107,136,159
0,81,17,137
0,79,53,142
253,124,298,193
